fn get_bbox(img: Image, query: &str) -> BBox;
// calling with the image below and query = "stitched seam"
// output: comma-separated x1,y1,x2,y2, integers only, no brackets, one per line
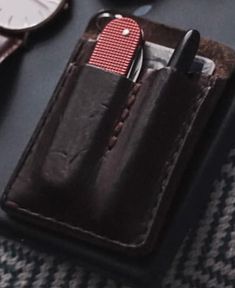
9,206,142,248
135,88,209,243
107,84,141,151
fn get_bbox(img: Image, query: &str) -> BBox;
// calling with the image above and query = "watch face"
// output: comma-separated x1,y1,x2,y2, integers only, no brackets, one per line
0,0,66,32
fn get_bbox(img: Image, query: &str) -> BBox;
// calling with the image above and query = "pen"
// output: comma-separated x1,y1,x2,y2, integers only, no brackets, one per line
168,29,200,74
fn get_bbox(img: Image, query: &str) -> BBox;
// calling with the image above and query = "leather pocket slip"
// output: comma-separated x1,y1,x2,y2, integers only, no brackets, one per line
2,11,235,256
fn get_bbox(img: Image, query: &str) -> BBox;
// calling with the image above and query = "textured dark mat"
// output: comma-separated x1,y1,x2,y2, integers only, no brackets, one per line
0,234,132,287
162,148,235,287
1,148,235,287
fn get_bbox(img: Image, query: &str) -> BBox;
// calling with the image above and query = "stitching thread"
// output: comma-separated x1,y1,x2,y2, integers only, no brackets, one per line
108,84,141,151
136,89,207,243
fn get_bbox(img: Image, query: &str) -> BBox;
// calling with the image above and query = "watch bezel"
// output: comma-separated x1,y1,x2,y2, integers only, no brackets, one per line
0,0,67,33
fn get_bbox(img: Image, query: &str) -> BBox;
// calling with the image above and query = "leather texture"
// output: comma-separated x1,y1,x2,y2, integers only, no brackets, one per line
41,65,133,188
2,13,235,256
0,33,23,64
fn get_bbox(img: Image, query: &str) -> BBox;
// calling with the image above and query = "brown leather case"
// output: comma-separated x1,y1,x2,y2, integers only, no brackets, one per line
2,12,235,257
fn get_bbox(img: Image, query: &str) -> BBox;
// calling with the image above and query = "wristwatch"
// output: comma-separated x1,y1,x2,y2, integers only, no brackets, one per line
0,0,68,64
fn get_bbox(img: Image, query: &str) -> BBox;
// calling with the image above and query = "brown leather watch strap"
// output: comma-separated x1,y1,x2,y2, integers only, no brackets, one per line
0,33,24,64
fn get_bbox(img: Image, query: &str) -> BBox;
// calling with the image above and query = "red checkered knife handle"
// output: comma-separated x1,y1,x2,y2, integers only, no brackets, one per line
89,17,142,77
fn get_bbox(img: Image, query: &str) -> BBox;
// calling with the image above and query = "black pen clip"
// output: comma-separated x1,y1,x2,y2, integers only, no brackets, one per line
168,29,200,74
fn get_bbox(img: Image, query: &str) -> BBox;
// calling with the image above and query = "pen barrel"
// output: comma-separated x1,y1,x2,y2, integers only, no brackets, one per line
168,30,200,73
